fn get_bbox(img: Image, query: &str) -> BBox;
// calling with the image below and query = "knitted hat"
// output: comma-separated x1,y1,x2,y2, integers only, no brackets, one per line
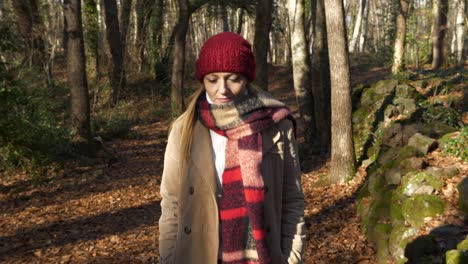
196,32,256,82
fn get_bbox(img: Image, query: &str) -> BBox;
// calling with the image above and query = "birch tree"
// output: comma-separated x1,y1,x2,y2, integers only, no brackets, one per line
454,0,466,66
349,0,366,53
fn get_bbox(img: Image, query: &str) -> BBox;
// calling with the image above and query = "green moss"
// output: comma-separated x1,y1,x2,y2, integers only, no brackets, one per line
390,191,405,225
402,194,445,227
400,172,444,196
388,225,418,263
457,235,468,251
398,145,424,160
446,250,468,264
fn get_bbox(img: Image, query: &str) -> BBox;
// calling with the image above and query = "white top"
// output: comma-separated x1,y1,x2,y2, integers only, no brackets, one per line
206,93,227,186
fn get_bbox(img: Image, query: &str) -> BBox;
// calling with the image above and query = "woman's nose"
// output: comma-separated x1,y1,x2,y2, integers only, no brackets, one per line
218,79,228,94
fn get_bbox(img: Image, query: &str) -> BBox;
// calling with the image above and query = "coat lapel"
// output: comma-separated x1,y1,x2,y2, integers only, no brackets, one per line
190,120,217,194
262,125,281,154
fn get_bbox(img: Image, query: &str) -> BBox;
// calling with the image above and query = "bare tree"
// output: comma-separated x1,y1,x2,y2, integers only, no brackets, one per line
324,0,356,183
63,0,93,154
392,0,410,74
454,0,466,66
287,0,316,150
431,0,449,69
103,0,126,104
349,0,366,53
170,0,191,117
11,0,46,68
311,0,331,154
253,0,273,90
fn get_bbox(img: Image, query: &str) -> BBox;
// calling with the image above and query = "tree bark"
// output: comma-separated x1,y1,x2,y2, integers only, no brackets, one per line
253,0,273,91
454,0,466,66
392,0,410,74
63,0,93,153
103,0,126,104
83,0,100,77
431,0,448,69
11,0,46,68
311,0,331,154
170,0,191,117
358,0,369,52
324,0,356,183
287,0,316,150
236,8,244,34
120,0,132,68
349,0,366,53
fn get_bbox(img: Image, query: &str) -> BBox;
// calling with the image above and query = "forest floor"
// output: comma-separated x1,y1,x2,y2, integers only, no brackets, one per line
1,65,405,264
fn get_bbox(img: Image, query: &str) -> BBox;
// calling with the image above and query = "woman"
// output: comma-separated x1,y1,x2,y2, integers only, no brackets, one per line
159,32,306,264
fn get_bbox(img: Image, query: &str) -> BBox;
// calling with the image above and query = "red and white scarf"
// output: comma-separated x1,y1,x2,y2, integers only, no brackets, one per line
197,90,293,264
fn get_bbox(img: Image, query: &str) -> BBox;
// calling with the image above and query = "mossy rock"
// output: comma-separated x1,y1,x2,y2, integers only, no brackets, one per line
417,122,458,138
426,166,459,180
398,145,424,160
439,132,459,150
373,79,399,95
395,84,421,100
389,225,419,263
368,168,386,196
457,178,468,215
400,172,444,196
394,98,417,119
402,194,445,227
408,133,438,155
390,190,405,226
371,223,393,264
446,250,468,264
457,235,468,251
361,87,388,107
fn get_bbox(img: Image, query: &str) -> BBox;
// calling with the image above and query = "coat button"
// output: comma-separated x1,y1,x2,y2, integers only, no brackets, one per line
184,226,191,234
189,186,194,195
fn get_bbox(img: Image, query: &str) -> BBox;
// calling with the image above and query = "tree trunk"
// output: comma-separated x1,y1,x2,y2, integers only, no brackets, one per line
431,0,448,69
103,0,126,104
311,0,331,154
12,0,46,68
349,0,366,53
287,0,316,150
170,0,190,117
454,0,466,66
120,0,132,69
63,0,93,154
358,0,369,52
253,0,273,90
236,8,244,34
392,0,410,74
324,0,355,183
83,0,99,77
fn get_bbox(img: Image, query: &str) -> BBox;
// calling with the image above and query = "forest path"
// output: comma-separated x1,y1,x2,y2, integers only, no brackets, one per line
0,65,384,263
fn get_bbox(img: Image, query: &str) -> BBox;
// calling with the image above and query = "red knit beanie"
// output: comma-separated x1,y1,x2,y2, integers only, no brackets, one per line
196,32,256,82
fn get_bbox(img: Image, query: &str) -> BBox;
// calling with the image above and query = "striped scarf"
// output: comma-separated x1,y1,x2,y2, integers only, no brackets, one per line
197,90,292,264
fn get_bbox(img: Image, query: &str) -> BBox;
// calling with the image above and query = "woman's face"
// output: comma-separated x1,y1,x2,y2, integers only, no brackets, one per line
203,72,248,104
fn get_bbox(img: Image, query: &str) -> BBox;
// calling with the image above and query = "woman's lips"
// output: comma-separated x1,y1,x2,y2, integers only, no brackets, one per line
216,98,232,104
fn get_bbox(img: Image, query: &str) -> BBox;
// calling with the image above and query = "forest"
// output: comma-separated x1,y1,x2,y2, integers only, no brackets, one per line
0,0,467,263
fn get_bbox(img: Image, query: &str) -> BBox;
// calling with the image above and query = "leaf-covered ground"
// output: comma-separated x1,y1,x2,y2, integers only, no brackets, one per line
0,66,465,263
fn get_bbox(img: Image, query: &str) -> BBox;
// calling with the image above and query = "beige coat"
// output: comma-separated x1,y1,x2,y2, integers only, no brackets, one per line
159,117,306,264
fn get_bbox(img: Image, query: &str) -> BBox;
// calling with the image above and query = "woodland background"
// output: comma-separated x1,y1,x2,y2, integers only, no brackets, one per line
0,0,467,263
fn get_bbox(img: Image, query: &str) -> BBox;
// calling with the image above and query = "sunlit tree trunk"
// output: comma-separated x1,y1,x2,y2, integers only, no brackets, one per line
83,0,99,77
349,0,366,53
170,0,190,117
236,8,244,34
253,0,273,91
324,0,356,183
287,0,316,150
358,0,369,52
103,0,126,104
312,0,331,154
63,0,93,154
392,0,410,74
454,0,466,66
431,0,448,69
